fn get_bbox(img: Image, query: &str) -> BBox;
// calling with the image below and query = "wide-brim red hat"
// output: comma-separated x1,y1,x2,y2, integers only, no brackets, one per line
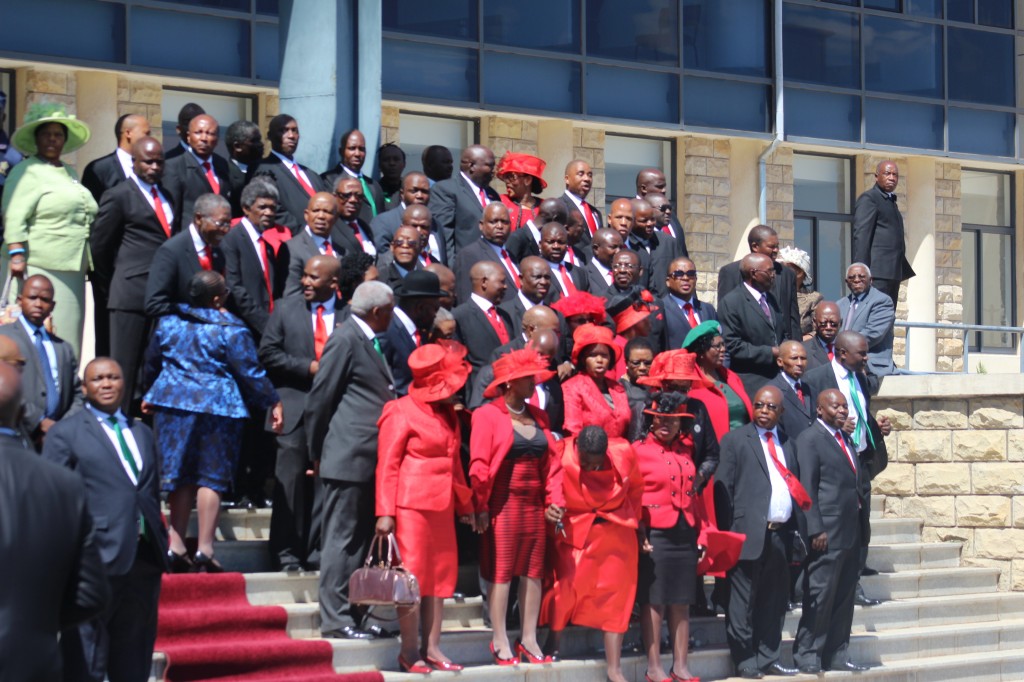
697,529,746,575
570,323,619,367
639,349,713,388
408,341,471,403
612,303,651,334
496,152,547,193
551,291,607,324
484,347,556,399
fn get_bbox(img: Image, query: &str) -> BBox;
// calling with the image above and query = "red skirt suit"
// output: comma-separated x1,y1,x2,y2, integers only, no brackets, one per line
562,373,632,439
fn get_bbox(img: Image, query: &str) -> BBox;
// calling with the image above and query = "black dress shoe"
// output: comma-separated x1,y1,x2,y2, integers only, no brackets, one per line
797,663,821,674
831,660,870,672
363,624,397,638
737,667,764,679
860,566,879,576
855,593,883,607
763,662,798,676
322,626,374,640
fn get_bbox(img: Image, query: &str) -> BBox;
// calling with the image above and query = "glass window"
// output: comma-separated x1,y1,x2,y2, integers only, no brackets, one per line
164,0,250,11
587,66,679,123
947,0,974,22
397,113,475,176
977,0,1013,28
253,23,280,82
586,0,679,65
134,8,248,78
682,0,768,77
864,98,943,149
383,40,478,104
783,4,860,89
949,108,1014,157
906,0,942,17
864,16,942,98
961,170,1014,351
864,0,900,10
793,153,854,300
604,135,673,206
383,0,477,40
0,71,12,135
947,28,1014,106
4,0,124,63
484,53,580,113
683,77,768,132
484,0,580,52
962,169,1011,226
794,155,851,215
256,0,279,16
785,89,861,142
161,89,254,159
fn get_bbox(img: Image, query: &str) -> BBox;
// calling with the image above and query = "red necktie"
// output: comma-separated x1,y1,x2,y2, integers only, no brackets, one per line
323,239,334,256
581,202,598,237
827,344,834,362
151,187,172,238
684,302,698,328
421,252,432,266
198,246,213,271
292,164,315,196
485,306,510,344
566,250,576,266
478,187,488,208
313,305,327,360
662,224,674,236
559,264,578,295
500,249,521,288
795,381,804,405
258,235,274,313
764,432,812,511
350,221,365,248
413,329,422,347
834,430,857,473
201,161,220,194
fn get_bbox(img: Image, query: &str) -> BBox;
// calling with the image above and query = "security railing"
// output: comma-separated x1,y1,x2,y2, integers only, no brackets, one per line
895,321,1024,373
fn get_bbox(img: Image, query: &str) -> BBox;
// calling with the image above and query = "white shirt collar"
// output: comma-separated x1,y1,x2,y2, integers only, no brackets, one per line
188,224,207,254
352,315,377,341
518,291,537,311
394,306,417,336
231,158,248,173
115,147,133,178
461,171,484,197
271,149,297,168
743,281,765,303
471,292,497,314
563,189,585,207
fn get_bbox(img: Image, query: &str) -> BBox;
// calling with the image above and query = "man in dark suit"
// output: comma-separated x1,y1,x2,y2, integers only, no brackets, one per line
422,144,454,185
259,255,342,571
540,222,589,304
803,301,840,372
82,114,151,204
770,341,814,442
626,198,678,297
377,223,424,291
453,202,520,304
321,129,386,226
852,161,914,304
371,172,445,264
651,256,716,353
332,176,377,259
504,197,567,265
144,193,230,317
162,114,232,233
163,102,204,160
718,253,790,396
305,280,397,640
0,362,109,682
248,114,327,231
716,385,805,679
430,144,500,255
453,261,513,388
0,275,83,450
499,256,551,331
792,389,872,674
284,192,347,297
560,159,602,246
838,263,896,379
44,358,168,682
583,228,624,300
383,270,444,396
718,225,801,342
91,136,174,413
645,191,689,258
224,119,264,217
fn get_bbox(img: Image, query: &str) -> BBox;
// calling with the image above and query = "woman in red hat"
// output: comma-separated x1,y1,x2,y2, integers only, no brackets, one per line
375,341,476,674
496,152,547,231
608,292,655,381
634,391,706,682
470,347,559,666
562,323,632,438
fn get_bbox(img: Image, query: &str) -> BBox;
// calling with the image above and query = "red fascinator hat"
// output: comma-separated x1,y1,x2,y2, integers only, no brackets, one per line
408,341,471,403
570,323,619,367
484,347,556,399
551,291,607,324
496,152,548,194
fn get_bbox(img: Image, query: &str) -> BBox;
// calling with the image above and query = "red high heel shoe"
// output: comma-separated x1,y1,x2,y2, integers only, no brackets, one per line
489,641,519,666
422,652,464,672
670,672,700,682
397,653,432,675
515,640,553,664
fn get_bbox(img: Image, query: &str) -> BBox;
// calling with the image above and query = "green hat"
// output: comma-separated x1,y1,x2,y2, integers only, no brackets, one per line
12,102,91,155
682,319,721,350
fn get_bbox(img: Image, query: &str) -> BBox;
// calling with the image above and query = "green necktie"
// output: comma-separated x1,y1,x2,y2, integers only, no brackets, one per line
109,416,146,537
846,373,876,450
373,336,384,357
359,176,378,217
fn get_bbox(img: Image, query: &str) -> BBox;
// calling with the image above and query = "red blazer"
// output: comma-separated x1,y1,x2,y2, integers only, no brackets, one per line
500,194,539,232
688,366,753,441
562,373,631,439
375,396,473,516
468,399,558,513
634,433,708,547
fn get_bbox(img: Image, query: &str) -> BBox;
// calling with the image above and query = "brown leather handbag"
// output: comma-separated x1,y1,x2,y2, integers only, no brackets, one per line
350,533,421,607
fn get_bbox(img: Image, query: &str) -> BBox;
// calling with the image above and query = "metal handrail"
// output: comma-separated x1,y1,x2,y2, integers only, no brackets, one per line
894,321,1024,373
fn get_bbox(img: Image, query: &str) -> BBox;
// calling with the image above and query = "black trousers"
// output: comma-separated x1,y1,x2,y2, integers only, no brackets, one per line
871,278,901,306
318,478,374,633
269,422,321,569
793,544,859,669
726,527,791,672
108,309,151,416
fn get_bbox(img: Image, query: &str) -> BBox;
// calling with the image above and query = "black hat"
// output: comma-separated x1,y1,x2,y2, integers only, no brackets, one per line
395,270,444,298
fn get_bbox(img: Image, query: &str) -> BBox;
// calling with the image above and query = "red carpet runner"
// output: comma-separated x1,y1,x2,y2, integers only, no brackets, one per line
155,573,382,682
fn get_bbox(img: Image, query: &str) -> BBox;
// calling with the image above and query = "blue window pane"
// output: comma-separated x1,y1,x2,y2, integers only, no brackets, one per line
683,0,768,77
907,0,942,17
587,0,679,65
3,0,124,63
948,28,1014,106
164,0,250,10
133,8,247,77
978,0,1013,28
864,16,942,98
947,0,974,22
484,0,580,52
864,0,899,10
383,0,477,40
783,4,859,89
683,77,768,132
865,98,942,150
785,89,860,142
949,108,1014,157
587,66,678,123
484,53,580,113
383,40,478,103
253,23,279,81
256,0,279,16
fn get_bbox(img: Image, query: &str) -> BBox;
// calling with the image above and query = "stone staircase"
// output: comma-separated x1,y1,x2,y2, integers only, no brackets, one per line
151,496,1024,681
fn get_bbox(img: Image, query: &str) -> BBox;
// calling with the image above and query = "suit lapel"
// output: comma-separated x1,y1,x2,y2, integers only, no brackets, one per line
82,412,140,488
743,290,775,331
747,428,771,481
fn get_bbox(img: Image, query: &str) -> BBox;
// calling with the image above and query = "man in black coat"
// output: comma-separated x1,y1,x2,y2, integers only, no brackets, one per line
499,256,551,331
583,228,624,300
504,197,567,265
430,144,500,255
224,119,264,217
770,340,815,442
331,176,377,259
162,114,232,233
540,222,590,304
453,202,520,304
163,102,204,160
852,161,915,304
376,223,424,292
283,192,347,297
803,301,840,372
382,270,444,396
248,114,327,231
44,358,168,682
321,129,386,226
646,191,689,259
453,261,514,389
626,198,678,297
560,159,603,247
81,114,151,204
650,256,715,353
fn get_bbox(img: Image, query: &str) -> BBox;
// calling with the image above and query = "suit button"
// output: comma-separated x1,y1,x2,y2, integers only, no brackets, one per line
671,476,676,481
671,491,677,497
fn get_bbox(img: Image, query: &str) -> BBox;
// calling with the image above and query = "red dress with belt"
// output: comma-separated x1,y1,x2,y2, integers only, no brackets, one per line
562,373,632,438
376,395,473,597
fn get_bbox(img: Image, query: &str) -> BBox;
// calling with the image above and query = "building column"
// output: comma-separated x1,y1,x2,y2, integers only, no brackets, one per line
536,120,574,199
905,157,938,372
75,72,119,170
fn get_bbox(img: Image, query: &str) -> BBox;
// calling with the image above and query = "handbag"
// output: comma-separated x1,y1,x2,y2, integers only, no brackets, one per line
349,533,421,607
0,275,20,326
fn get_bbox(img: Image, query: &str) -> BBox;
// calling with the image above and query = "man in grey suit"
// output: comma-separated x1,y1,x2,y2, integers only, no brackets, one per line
852,161,915,304
305,281,397,640
838,263,896,380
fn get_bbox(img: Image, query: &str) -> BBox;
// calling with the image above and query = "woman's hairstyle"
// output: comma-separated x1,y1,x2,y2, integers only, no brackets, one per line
188,270,226,307
338,252,377,301
624,336,653,360
34,122,68,140
577,425,608,457
240,177,280,210
690,333,717,357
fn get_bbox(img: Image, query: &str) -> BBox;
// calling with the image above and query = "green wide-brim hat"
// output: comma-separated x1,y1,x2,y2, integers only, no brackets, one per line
682,319,721,350
12,102,91,155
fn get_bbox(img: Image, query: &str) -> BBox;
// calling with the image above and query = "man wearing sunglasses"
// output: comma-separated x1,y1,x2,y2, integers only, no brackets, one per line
803,301,841,372
650,256,717,353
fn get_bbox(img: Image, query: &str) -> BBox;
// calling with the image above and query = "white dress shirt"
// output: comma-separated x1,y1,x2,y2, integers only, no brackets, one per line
754,425,793,523
115,147,133,179
131,175,174,227
238,217,267,273
86,404,143,486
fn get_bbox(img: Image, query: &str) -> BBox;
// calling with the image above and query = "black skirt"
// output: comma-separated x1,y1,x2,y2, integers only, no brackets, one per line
637,514,698,605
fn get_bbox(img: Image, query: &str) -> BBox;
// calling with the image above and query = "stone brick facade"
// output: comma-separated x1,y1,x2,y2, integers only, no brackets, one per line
116,76,162,139
934,162,964,372
681,136,731,301
764,145,793,243
572,126,605,208
19,67,78,164
381,105,400,146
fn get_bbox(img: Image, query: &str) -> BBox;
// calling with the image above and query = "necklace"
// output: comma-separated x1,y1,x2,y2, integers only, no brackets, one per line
506,400,526,415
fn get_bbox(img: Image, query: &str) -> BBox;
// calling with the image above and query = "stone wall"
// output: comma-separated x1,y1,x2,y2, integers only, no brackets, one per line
380,104,400,146
682,136,731,301
19,66,78,165
115,76,162,139
764,145,794,243
933,162,964,372
873,374,1024,590
572,126,605,209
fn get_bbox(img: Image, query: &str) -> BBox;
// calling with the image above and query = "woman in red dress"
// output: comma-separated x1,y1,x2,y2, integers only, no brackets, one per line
470,348,558,666
562,323,632,438
496,152,546,231
375,342,476,674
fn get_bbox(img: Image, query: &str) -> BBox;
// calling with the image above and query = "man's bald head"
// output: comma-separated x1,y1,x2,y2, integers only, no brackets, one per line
636,168,667,196
0,335,25,368
0,362,22,428
530,328,560,361
536,198,568,225
470,261,507,304
522,305,560,337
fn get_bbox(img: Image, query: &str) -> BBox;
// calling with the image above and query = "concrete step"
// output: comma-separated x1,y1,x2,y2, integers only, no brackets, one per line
870,517,924,544
859,566,1000,600
181,508,272,541
865,542,962,572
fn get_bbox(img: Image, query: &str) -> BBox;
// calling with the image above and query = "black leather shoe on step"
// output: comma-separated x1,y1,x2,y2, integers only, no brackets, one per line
322,626,374,640
737,667,763,679
762,662,798,676
832,660,870,672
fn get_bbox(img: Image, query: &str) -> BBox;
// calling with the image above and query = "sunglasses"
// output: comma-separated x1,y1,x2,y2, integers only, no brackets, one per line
391,238,420,248
335,191,363,200
669,269,698,279
753,401,780,412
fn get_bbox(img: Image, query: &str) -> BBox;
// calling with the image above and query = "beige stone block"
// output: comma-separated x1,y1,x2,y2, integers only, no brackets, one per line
935,179,954,198
766,202,789,221
1012,497,1024,527
1011,559,1024,590
591,169,605,189
713,178,731,197
573,148,595,167
684,136,713,158
713,139,730,158
117,103,148,118
684,176,714,195
116,77,131,102
706,196,729,217
129,80,161,105
706,158,729,178
706,233,731,254
953,430,1007,462
580,128,603,149
511,140,538,154
684,214,714,234
590,149,605,169
921,525,972,550
877,400,912,430
264,94,280,117
684,196,707,215
912,400,968,429
915,463,969,494
489,117,522,139
945,164,961,180
956,496,1011,527
380,106,400,129
972,463,1024,494
765,165,783,185
382,128,399,145
684,157,707,176
685,234,707,253
1007,430,1024,461
974,529,1024,560
872,463,914,496
882,432,898,460
903,495,955,526
945,198,962,216
27,69,70,95
712,215,732,234
520,120,538,141
768,145,793,163
900,430,952,462
691,253,715,273
882,495,902,517
572,128,582,147
969,399,1024,429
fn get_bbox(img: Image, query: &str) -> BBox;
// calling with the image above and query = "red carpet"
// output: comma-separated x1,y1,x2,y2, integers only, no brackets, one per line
155,573,382,682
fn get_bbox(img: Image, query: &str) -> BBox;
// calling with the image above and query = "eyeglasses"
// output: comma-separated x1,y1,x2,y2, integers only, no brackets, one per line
816,320,839,327
612,263,638,271
708,341,726,350
656,203,673,212
753,401,780,412
335,191,363,200
846,274,869,281
204,219,232,229
669,269,698,279
391,239,419,248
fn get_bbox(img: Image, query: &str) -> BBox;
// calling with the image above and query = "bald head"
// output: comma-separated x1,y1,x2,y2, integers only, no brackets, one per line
522,305,560,337
813,300,841,343
0,362,21,428
460,145,495,186
0,335,25,368
607,198,635,239
536,198,568,225
530,328,560,360
636,168,667,196
470,261,507,304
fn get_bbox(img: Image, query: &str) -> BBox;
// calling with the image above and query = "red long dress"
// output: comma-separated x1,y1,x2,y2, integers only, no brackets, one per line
562,373,632,439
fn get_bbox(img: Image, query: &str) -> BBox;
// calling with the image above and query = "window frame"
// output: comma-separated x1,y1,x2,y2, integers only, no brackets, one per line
603,132,677,213
395,110,480,176
792,151,856,300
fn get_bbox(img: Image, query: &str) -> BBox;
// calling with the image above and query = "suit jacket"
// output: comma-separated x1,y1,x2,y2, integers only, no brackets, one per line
453,238,519,304
504,223,540,264
144,229,226,317
650,294,717,353
852,184,915,282
334,216,376,260
321,166,386,226
838,286,896,377
453,300,513,389
376,254,422,292
162,151,232,233
661,215,689,258
430,175,501,256
381,312,419,397
0,321,83,432
803,336,832,372
81,150,129,204
304,318,397,482
227,159,248,217
370,203,448,264
544,260,590,304
221,222,289,339
163,141,187,160
626,231,678,297
43,409,169,575
796,421,869,551
715,423,800,561
558,193,603,247
91,179,174,312
283,227,346,297
0,438,109,681
583,260,615,299
249,154,328,231
718,260,801,341
717,285,788,391
769,372,815,442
